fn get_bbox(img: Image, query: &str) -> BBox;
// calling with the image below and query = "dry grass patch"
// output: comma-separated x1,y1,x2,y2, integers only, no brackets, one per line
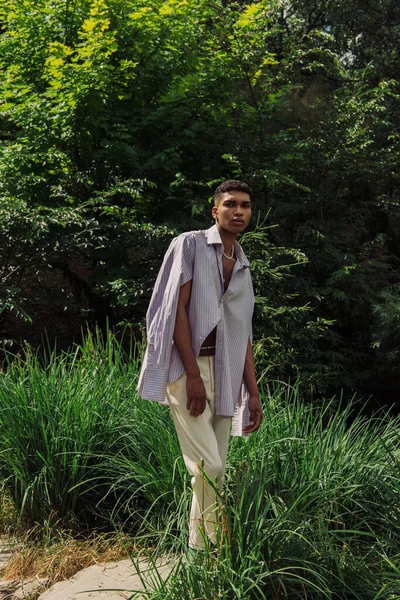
2,531,134,584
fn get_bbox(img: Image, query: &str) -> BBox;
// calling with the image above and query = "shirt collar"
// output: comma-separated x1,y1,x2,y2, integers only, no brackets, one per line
205,224,250,268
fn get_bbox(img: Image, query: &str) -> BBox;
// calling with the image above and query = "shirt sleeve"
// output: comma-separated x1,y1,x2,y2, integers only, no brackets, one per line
137,234,195,401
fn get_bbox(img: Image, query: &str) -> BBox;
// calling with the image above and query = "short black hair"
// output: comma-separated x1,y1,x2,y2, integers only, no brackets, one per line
213,179,253,206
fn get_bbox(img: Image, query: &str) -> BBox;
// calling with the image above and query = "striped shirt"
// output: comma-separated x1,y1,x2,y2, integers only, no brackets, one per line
137,224,254,436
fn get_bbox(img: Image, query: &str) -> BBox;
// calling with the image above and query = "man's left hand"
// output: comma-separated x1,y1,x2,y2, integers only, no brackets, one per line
242,396,263,434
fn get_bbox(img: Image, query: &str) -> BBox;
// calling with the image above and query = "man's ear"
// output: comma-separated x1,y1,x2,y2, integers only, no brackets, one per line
212,206,218,220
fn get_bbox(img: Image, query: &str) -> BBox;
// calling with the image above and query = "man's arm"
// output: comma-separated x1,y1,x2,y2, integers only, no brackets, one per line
242,338,263,434
173,280,207,417
139,234,195,401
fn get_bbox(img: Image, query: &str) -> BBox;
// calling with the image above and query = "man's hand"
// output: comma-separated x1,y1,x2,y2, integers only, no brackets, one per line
243,395,263,434
186,374,207,417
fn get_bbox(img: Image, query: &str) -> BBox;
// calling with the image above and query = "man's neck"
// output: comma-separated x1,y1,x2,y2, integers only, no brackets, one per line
215,223,237,255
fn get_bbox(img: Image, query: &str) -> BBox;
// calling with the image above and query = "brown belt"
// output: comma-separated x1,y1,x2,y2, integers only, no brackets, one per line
198,345,216,357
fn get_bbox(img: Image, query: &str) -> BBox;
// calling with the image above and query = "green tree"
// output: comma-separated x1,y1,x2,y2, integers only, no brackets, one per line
0,0,399,400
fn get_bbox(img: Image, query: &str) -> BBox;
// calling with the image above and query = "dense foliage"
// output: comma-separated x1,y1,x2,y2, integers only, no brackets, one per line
0,334,399,598
0,0,399,400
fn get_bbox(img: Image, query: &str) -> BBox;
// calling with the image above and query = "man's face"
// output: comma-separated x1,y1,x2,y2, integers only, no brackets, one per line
212,190,252,235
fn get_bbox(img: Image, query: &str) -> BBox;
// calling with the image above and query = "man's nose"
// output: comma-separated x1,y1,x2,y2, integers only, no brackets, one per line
234,206,243,215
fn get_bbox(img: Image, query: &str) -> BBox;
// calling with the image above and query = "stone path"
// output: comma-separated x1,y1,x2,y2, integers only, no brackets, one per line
0,535,173,600
0,537,16,600
37,558,173,600
0,541,13,571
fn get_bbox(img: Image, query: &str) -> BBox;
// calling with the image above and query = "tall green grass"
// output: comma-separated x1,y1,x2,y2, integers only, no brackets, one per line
127,385,400,599
0,333,399,598
0,330,183,529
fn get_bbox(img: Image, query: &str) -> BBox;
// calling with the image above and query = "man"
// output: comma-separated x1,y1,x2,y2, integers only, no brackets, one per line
138,179,262,550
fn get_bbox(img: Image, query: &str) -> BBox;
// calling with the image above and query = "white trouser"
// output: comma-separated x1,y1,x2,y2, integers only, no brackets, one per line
166,356,232,549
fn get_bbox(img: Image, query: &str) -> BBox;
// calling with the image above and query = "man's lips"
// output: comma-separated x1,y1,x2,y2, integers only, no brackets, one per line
232,219,245,225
